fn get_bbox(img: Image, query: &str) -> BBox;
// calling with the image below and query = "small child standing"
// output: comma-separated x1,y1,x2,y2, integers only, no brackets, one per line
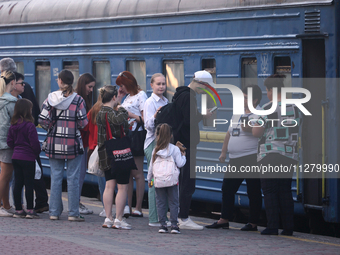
7,99,41,219
147,123,186,234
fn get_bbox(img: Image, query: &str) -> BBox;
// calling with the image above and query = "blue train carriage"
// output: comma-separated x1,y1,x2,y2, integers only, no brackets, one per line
0,0,339,225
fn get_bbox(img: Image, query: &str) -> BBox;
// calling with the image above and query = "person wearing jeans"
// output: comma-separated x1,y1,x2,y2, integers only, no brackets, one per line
49,156,82,217
39,69,88,221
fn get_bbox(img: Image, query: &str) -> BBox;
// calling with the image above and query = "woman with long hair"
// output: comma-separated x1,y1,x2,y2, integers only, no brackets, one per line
75,73,96,215
39,69,88,221
116,71,148,217
0,71,17,217
96,85,131,229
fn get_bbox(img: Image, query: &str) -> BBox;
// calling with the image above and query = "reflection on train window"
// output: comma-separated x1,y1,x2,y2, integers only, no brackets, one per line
127,60,146,92
274,56,292,98
241,58,257,89
202,59,216,127
93,61,111,102
35,61,51,108
63,61,79,88
15,62,24,75
163,60,184,101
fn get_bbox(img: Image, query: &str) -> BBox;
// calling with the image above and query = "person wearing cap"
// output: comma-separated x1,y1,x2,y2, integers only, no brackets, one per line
38,69,88,221
172,70,213,230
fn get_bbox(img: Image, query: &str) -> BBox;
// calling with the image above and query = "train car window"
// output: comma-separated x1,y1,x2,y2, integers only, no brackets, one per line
15,62,24,75
202,59,216,127
126,60,146,92
163,60,184,101
93,61,111,102
35,62,51,108
241,58,258,89
63,61,79,88
274,57,292,98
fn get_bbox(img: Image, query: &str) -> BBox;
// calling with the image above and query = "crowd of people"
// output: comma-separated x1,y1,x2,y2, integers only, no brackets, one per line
0,57,300,236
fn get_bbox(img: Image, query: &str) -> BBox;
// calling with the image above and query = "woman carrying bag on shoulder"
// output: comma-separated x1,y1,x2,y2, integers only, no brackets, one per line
38,69,88,222
116,71,148,217
96,85,133,229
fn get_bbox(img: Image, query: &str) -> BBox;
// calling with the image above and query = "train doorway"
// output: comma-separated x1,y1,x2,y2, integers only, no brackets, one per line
302,39,326,208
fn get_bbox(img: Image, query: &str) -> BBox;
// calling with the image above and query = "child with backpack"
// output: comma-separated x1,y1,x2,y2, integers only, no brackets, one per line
147,123,186,234
7,99,41,218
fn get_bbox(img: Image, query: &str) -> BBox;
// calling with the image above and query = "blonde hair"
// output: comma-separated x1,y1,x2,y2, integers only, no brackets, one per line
0,71,16,97
150,73,165,84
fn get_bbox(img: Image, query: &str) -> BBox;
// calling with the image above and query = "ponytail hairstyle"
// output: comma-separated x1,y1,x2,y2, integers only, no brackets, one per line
11,98,34,125
89,94,102,125
58,69,74,96
99,85,118,104
115,71,140,95
0,70,16,97
76,73,95,112
152,123,173,163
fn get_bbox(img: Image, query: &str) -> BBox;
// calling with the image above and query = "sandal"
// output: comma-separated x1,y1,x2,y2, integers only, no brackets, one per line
131,210,143,217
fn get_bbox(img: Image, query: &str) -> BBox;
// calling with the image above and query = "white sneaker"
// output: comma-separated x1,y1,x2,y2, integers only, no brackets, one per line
102,218,114,228
0,207,13,217
178,218,203,230
123,205,130,218
166,221,172,227
79,203,93,215
99,209,106,217
149,222,161,227
114,218,131,230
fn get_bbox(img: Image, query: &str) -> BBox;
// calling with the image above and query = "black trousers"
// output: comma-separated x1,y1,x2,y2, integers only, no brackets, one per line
221,154,262,224
260,153,296,230
34,156,49,209
13,159,35,210
178,147,196,219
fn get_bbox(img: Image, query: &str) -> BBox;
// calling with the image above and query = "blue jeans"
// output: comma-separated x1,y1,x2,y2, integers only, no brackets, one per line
78,149,88,201
49,156,82,217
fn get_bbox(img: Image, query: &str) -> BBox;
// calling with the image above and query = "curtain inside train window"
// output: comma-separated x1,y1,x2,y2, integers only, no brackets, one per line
35,61,51,108
202,59,216,127
15,62,24,75
241,58,258,89
126,60,146,92
163,60,184,102
274,56,292,98
63,61,79,88
93,61,111,102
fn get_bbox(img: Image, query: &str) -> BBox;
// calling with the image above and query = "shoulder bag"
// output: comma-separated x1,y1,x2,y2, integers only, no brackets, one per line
128,116,147,156
104,113,137,172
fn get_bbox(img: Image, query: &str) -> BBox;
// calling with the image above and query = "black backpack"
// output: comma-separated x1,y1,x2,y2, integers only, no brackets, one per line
154,94,184,137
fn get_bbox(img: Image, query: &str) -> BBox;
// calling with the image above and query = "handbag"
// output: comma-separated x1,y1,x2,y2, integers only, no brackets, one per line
88,145,104,177
104,113,137,172
42,109,64,151
128,116,147,156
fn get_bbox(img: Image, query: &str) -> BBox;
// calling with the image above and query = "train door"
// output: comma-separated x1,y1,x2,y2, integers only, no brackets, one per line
302,39,326,207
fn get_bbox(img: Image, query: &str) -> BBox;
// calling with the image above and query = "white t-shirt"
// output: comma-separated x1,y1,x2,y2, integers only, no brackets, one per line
121,90,148,131
227,106,261,159
143,93,168,149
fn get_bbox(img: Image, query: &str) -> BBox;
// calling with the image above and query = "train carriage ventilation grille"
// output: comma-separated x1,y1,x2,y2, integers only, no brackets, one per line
304,10,321,33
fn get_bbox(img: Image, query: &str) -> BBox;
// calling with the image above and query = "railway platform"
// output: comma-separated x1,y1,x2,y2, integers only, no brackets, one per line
1,192,339,255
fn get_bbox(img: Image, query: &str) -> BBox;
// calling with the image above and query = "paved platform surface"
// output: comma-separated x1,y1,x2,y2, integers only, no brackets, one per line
1,192,340,255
